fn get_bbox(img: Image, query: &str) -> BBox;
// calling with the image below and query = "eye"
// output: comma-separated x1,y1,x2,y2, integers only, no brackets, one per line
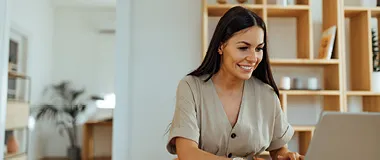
255,47,264,52
238,47,249,51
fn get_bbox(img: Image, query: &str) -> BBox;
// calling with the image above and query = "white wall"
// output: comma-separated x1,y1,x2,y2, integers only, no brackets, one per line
0,0,10,159
8,0,55,159
124,0,202,159
112,0,131,159
52,8,115,94
40,7,116,157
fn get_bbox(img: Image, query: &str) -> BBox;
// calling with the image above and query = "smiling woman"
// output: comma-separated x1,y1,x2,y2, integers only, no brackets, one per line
166,6,304,160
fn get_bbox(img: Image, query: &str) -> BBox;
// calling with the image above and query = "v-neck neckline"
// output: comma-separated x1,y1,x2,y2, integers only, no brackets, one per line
210,78,247,130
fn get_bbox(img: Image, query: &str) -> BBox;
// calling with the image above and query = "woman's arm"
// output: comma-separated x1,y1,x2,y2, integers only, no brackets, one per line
176,137,233,160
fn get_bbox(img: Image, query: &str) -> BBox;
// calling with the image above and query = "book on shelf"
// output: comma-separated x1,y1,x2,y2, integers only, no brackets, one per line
317,26,336,60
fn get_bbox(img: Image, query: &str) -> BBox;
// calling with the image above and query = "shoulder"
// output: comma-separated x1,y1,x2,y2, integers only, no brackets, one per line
176,75,209,94
251,77,277,95
250,77,279,103
178,74,209,88
176,75,209,106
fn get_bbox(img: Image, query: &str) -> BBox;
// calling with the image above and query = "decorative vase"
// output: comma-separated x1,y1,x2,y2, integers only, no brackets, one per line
67,146,81,160
237,0,247,3
6,134,19,154
217,0,227,4
372,72,380,92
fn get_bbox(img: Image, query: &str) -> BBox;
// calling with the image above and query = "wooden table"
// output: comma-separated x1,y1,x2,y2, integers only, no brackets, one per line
82,119,113,160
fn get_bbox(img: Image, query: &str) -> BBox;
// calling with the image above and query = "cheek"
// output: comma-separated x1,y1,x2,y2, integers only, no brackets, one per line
257,52,264,62
224,49,243,64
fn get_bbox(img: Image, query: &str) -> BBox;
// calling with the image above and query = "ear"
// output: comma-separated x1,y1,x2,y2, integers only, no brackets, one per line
218,43,224,55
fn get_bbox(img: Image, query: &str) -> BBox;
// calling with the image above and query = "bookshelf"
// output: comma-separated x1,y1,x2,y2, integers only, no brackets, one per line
4,71,30,160
343,3,380,113
200,0,380,158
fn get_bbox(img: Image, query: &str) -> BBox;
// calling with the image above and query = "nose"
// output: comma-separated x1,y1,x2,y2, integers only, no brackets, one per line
246,51,257,63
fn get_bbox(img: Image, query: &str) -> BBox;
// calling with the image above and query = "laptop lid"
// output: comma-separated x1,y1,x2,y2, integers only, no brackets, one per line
305,112,380,160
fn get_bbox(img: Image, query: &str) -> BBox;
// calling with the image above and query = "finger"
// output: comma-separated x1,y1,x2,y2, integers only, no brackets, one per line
290,152,297,160
299,155,305,160
277,155,287,160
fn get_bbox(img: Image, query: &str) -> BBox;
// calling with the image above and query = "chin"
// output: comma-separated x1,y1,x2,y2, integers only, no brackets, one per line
236,73,253,80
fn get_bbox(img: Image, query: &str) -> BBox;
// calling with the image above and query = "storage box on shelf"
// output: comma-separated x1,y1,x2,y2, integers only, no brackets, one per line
4,71,30,160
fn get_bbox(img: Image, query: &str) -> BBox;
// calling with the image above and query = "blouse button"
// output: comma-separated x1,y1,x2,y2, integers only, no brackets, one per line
227,153,232,158
231,133,236,138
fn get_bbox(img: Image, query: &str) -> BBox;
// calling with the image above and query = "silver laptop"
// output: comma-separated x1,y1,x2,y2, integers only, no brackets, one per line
305,111,380,160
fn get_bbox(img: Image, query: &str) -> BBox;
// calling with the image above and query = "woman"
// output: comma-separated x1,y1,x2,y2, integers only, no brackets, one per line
166,6,304,160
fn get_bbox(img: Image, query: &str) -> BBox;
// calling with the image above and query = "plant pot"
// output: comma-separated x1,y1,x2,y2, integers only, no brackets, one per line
67,146,81,160
372,72,380,92
6,134,19,154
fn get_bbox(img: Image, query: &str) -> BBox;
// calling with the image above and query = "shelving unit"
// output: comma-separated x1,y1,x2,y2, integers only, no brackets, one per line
4,70,30,160
200,0,380,158
343,2,380,113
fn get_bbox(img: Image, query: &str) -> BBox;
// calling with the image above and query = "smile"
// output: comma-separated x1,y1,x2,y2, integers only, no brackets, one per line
237,64,254,72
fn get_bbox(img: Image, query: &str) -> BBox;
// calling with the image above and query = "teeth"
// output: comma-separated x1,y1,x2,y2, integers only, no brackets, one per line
240,66,252,70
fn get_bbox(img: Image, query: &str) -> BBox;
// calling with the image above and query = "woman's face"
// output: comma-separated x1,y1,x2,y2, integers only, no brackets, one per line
219,26,264,80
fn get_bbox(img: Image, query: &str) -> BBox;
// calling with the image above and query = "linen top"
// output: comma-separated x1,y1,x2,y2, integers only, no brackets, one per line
166,75,294,159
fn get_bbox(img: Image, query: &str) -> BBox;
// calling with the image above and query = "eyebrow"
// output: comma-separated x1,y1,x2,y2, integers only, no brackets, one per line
237,41,265,46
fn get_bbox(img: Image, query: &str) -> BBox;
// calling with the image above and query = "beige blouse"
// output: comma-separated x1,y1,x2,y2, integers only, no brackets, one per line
166,75,294,159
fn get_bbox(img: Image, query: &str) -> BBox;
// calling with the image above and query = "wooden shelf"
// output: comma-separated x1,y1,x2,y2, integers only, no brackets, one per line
8,71,28,79
346,91,380,96
344,7,368,17
270,59,339,66
267,5,309,17
343,7,380,17
370,7,380,17
4,153,27,159
280,90,340,96
293,125,315,132
207,4,263,17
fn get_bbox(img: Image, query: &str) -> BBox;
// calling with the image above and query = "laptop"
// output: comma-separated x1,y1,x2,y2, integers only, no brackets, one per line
305,111,380,160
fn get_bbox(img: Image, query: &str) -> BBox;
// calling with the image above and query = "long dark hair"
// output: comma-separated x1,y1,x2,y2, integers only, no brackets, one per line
188,6,279,97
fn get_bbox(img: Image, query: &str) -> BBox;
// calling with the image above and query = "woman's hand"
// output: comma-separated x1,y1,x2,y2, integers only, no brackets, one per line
277,151,304,160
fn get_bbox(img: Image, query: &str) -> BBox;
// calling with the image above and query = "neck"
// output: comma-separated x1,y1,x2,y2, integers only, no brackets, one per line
212,67,244,91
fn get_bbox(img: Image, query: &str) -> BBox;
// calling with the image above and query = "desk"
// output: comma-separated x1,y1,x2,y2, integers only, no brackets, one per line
82,119,113,160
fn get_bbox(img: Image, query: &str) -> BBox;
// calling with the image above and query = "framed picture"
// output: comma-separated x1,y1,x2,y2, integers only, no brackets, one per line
317,26,336,60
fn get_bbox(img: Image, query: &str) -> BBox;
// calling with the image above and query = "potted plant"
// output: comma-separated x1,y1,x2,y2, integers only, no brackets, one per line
33,81,102,160
372,29,380,92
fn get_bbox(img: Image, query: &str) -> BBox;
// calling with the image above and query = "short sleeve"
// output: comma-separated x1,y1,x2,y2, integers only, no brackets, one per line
266,95,294,151
166,78,200,154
